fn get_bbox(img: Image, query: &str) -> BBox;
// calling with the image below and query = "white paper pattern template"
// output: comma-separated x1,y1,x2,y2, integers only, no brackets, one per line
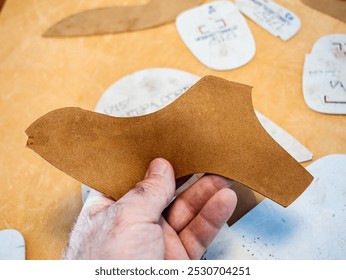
0,229,25,260
236,0,301,41
176,1,256,70
303,34,346,114
215,155,346,260
82,68,313,202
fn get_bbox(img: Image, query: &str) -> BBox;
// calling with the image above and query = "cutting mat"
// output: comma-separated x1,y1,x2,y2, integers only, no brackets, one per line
0,0,346,259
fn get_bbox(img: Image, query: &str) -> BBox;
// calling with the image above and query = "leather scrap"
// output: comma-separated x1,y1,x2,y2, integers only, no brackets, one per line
301,0,346,23
25,76,313,207
43,0,203,37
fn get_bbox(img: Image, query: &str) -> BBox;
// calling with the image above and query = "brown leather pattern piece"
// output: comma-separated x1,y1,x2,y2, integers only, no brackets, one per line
26,76,313,207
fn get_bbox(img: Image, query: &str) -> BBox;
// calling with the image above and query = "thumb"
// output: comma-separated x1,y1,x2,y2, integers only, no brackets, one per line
120,158,176,223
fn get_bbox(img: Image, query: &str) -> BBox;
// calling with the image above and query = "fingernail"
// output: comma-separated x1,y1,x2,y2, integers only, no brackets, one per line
148,159,168,176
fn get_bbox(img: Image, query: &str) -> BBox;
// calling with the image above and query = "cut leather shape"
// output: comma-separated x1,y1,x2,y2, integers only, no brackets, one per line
95,67,313,162
43,0,203,37
25,76,313,207
301,0,346,24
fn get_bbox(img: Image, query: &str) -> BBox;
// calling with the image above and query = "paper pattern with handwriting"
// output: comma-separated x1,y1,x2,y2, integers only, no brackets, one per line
236,0,300,41
303,34,346,114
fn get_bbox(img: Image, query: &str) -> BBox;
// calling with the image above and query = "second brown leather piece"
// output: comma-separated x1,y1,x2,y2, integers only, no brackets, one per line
44,0,203,37
302,0,346,23
26,76,313,207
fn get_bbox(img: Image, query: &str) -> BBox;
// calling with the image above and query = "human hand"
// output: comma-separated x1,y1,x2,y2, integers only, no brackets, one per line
63,158,237,259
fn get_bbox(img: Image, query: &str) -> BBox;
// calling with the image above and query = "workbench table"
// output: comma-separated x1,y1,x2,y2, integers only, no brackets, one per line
0,0,345,259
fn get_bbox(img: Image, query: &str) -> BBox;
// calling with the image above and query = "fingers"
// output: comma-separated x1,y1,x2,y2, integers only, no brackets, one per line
165,175,234,232
119,158,176,223
159,217,190,260
179,188,237,259
81,188,115,216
